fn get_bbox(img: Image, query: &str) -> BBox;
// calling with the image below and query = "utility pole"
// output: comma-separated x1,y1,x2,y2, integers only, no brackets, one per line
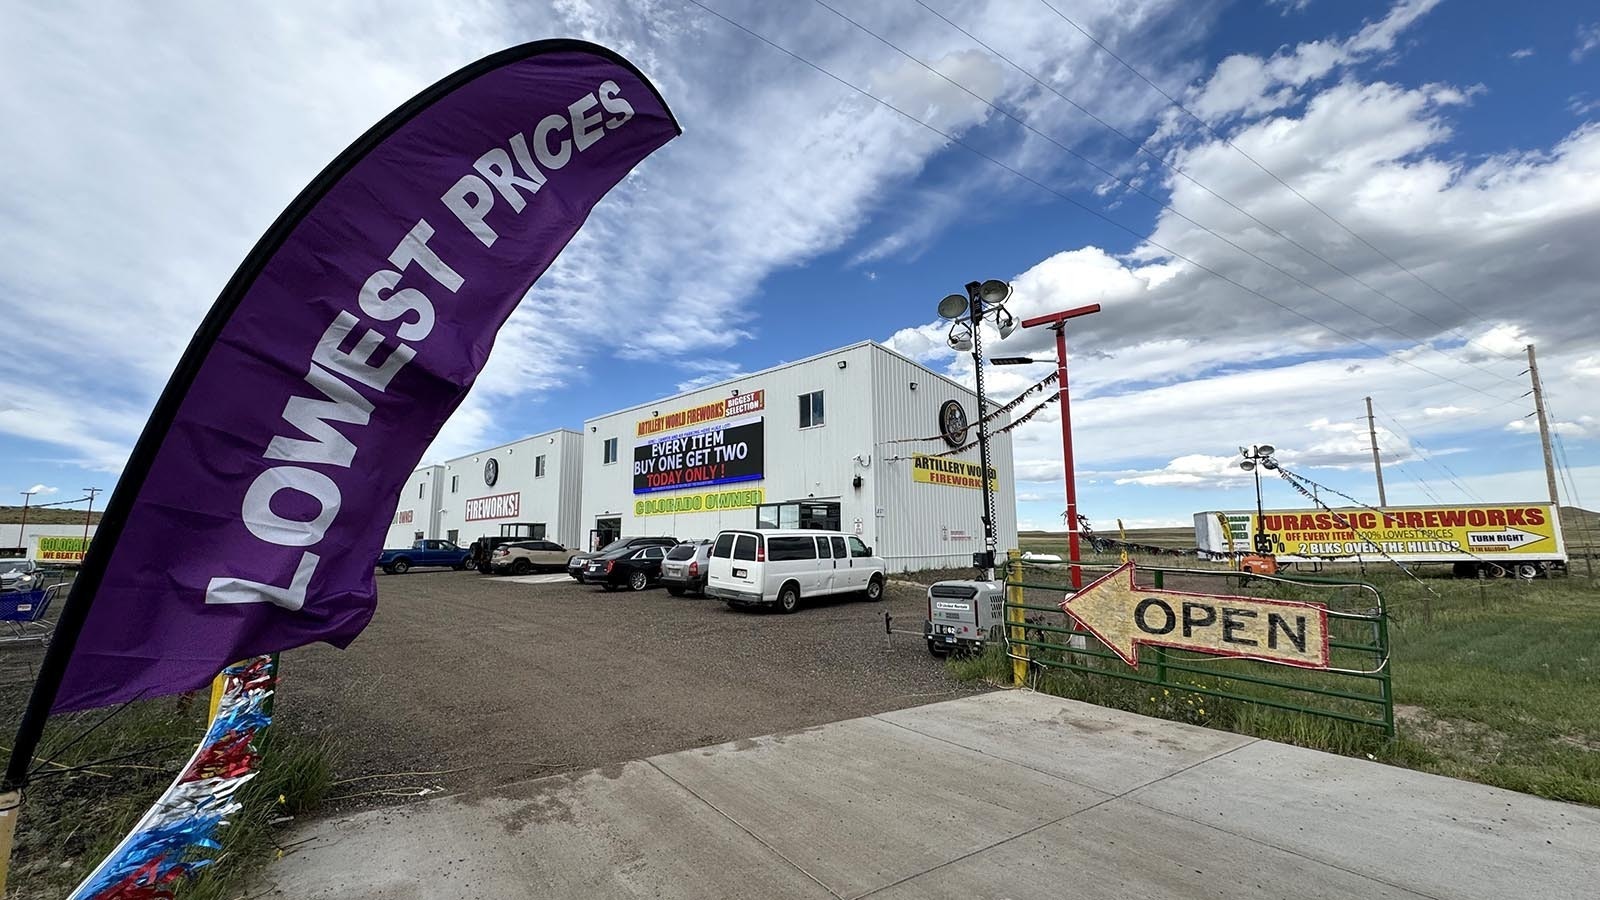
82,487,102,554
1526,345,1561,507
1364,396,1387,506
15,491,36,551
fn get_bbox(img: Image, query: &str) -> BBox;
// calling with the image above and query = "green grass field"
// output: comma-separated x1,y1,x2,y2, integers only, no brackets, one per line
954,558,1600,807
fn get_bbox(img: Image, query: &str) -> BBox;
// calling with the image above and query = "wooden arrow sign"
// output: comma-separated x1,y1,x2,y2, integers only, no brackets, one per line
1060,562,1330,670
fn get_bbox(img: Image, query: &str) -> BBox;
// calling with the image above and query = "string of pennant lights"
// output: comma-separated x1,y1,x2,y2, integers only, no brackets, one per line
881,371,1058,446
1273,466,1442,597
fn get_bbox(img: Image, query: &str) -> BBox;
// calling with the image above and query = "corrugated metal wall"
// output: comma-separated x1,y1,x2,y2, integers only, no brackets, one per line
435,429,582,548
581,344,878,545
869,346,1019,573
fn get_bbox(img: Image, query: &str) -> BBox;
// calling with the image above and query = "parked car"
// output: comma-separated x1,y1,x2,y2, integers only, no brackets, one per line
584,544,670,591
491,539,579,575
1,559,43,593
661,540,713,596
706,529,886,613
376,539,470,574
566,536,679,582
466,522,546,573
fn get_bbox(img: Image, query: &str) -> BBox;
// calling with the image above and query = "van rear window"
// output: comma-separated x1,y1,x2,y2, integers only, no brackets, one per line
733,534,758,561
712,534,735,558
767,536,817,561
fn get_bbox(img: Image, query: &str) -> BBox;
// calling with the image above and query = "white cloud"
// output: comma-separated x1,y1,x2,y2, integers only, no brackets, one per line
1511,48,1535,60
24,485,58,496
1266,0,1314,14
1186,0,1442,122
1574,23,1600,63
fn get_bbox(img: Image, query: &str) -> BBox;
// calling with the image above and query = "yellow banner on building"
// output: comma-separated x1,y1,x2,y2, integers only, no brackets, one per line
912,454,998,491
1256,504,1561,558
37,535,90,563
635,487,765,517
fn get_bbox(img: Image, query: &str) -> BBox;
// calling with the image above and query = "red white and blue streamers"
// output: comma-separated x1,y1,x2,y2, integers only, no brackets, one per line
68,656,277,899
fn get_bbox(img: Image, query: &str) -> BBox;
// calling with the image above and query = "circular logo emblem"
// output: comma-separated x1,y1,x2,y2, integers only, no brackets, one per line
484,457,499,487
938,399,969,448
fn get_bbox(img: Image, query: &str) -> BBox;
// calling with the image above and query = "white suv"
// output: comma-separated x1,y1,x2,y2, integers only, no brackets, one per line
706,529,886,613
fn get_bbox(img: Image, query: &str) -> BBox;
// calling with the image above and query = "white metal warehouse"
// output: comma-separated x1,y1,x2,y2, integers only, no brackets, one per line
384,429,584,550
578,342,1017,572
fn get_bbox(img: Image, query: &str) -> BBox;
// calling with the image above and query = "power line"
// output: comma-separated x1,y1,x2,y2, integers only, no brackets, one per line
806,0,1521,394
912,0,1518,368
1371,402,1484,502
1032,0,1505,338
688,0,1523,404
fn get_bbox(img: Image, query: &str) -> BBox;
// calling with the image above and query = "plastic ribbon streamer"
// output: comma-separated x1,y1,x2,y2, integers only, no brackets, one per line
68,656,277,900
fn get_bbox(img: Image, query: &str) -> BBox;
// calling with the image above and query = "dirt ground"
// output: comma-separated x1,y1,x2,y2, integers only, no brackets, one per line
274,570,984,807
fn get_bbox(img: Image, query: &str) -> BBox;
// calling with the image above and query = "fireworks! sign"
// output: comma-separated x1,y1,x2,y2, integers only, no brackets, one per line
633,417,764,494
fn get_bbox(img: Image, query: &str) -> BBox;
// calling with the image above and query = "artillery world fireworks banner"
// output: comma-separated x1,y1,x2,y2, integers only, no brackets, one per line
47,42,679,712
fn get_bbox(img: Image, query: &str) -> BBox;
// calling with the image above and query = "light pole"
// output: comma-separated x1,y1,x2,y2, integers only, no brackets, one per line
938,280,1019,581
1014,304,1102,589
15,490,36,551
1238,445,1279,555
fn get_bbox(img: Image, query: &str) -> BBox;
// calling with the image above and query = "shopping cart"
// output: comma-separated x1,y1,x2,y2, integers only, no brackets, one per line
1,583,60,647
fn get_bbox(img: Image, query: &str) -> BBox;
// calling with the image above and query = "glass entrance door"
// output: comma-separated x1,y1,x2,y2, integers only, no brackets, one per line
592,517,622,550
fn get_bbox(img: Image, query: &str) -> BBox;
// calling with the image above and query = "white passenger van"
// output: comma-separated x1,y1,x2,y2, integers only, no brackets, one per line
706,529,887,613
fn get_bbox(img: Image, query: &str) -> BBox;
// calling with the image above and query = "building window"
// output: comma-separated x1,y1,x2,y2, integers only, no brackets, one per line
536,454,547,478
799,390,825,428
603,437,619,465
450,475,458,493
447,529,459,544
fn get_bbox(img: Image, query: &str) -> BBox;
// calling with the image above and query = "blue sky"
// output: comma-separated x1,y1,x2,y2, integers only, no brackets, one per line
3,0,1598,531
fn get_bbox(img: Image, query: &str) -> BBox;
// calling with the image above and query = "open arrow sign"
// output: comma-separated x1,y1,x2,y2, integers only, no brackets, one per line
1060,563,1331,670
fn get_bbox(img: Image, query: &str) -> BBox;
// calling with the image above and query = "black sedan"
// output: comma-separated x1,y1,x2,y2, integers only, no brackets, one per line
584,544,669,592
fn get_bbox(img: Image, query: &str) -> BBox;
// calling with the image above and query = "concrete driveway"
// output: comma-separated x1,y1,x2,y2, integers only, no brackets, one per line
258,690,1599,900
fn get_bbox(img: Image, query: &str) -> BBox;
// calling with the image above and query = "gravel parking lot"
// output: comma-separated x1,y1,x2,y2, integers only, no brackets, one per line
276,570,984,804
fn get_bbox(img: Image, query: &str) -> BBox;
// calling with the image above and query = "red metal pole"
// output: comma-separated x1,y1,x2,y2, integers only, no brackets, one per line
1020,303,1100,591
1055,325,1082,590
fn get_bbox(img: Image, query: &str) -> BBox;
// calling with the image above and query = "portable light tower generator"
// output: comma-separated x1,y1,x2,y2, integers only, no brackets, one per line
924,580,1005,656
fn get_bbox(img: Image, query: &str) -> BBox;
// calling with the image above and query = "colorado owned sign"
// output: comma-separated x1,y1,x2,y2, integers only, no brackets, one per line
911,453,997,491
37,535,91,564
634,417,764,494
1062,562,1330,669
635,487,765,517
635,390,765,437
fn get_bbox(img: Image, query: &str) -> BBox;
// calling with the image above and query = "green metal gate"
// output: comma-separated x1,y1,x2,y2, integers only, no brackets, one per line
1004,554,1394,737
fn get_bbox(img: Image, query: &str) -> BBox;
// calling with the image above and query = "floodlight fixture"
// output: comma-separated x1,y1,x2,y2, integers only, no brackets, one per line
1257,444,1276,457
938,294,969,319
979,279,1011,304
1239,459,1256,472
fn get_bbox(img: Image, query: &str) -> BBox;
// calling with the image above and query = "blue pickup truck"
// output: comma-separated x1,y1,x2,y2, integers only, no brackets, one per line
376,539,470,575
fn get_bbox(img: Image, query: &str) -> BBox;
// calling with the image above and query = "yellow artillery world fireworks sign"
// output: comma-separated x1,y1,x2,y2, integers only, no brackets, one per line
911,454,998,491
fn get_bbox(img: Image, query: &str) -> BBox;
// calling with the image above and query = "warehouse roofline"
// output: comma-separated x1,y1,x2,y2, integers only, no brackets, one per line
581,341,979,425
437,427,582,468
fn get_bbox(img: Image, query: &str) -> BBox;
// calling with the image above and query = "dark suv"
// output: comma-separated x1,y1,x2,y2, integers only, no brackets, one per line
566,536,678,582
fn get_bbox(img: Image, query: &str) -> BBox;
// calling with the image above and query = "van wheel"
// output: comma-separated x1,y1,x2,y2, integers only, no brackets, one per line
865,575,884,602
778,583,801,614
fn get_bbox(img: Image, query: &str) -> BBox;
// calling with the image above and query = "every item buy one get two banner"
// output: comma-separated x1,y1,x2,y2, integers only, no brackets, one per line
1205,503,1566,563
631,392,767,517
